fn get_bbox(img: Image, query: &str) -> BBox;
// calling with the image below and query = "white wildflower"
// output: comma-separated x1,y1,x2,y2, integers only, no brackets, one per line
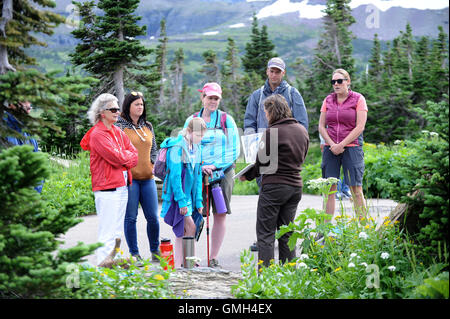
299,254,309,260
348,262,355,268
430,132,439,137
388,265,396,271
358,231,368,239
296,262,308,269
350,253,358,259
394,140,402,145
381,252,390,260
360,262,368,267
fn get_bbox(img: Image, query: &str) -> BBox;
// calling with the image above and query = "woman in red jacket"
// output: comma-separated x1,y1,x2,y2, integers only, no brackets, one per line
80,93,138,266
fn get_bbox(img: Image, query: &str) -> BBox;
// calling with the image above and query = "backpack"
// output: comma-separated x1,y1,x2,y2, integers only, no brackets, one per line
193,110,228,137
153,147,169,180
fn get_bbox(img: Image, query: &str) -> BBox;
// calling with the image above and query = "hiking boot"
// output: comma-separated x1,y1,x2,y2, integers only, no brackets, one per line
209,259,221,268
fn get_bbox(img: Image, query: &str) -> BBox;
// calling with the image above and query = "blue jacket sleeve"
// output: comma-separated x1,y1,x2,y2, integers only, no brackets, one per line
195,164,203,209
291,88,309,130
168,146,188,208
244,90,259,135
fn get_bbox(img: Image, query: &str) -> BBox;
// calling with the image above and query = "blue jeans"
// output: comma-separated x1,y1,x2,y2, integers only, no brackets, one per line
124,179,160,255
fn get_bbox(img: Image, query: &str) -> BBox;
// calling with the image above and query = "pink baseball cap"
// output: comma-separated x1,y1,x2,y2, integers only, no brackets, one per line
198,82,222,98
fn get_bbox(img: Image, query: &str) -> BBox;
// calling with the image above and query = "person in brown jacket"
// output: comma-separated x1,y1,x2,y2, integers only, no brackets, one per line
240,94,309,267
115,92,160,264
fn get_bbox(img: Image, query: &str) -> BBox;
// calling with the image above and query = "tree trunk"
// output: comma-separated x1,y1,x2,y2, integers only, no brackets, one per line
115,27,124,108
0,0,15,74
114,66,124,109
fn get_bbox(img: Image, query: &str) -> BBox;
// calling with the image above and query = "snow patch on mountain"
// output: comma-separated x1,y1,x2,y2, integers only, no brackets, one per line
255,0,448,20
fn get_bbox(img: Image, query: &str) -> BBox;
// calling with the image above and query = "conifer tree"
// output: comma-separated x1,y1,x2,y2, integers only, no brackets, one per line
70,0,152,107
307,0,356,136
200,49,220,83
0,146,99,298
155,19,168,107
0,0,64,74
221,37,243,118
242,14,276,80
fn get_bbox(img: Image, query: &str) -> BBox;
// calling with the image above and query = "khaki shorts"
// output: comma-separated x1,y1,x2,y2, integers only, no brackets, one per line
321,146,365,186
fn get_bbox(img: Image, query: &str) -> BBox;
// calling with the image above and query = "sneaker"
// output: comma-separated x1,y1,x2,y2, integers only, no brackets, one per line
250,241,258,251
132,254,144,267
342,190,352,198
151,251,160,262
209,259,221,268
314,232,324,243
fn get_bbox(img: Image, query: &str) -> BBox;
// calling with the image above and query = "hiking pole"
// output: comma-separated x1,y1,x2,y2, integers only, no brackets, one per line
203,174,210,267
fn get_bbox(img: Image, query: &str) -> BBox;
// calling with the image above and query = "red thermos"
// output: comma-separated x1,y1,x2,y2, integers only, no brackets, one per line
160,238,174,270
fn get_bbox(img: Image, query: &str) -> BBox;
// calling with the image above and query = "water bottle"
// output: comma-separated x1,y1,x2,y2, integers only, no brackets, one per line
211,184,227,214
182,236,195,269
160,238,174,270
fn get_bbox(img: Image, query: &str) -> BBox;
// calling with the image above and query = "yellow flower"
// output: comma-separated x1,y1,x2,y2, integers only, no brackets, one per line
259,268,263,273
334,267,342,272
144,265,149,271
110,294,115,298
153,274,165,281
311,268,318,272
257,260,264,265
288,262,296,267
365,224,370,229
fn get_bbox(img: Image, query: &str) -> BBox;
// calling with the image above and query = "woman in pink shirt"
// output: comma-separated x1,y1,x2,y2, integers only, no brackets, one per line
318,68,368,228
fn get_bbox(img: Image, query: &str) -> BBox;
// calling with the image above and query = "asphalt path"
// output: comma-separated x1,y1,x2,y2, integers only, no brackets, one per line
59,194,397,272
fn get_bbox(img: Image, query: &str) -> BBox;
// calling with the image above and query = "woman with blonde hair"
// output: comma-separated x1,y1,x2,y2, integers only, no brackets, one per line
80,93,138,265
318,68,368,233
160,117,207,268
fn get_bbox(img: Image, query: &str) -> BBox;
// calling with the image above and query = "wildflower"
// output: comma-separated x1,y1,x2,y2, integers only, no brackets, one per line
348,262,355,268
144,265,149,271
296,262,308,269
334,267,342,272
394,140,402,145
259,268,263,273
358,231,368,239
257,260,264,265
381,252,390,260
153,274,165,281
311,268,318,272
288,262,297,267
388,265,396,271
430,132,439,137
299,254,309,260
365,224,370,229
350,253,358,259
360,262,368,268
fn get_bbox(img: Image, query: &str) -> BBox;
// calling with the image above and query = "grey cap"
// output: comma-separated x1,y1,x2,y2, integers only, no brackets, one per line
267,57,285,71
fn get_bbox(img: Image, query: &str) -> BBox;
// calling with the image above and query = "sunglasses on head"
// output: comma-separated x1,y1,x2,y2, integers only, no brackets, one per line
331,79,347,85
105,108,120,113
131,91,143,97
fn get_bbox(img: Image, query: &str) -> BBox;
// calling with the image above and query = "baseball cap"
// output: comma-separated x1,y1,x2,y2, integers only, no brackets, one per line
267,57,286,72
198,82,222,98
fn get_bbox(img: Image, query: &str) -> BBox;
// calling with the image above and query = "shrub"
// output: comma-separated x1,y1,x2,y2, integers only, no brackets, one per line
0,146,98,298
231,177,449,299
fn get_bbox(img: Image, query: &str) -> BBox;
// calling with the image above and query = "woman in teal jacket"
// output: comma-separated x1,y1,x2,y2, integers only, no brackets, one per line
160,117,207,268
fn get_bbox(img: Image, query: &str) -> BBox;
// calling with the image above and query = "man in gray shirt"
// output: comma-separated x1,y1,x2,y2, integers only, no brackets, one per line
244,57,308,134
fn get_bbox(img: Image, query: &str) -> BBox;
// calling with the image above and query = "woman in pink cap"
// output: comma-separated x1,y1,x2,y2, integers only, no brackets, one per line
183,82,240,268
